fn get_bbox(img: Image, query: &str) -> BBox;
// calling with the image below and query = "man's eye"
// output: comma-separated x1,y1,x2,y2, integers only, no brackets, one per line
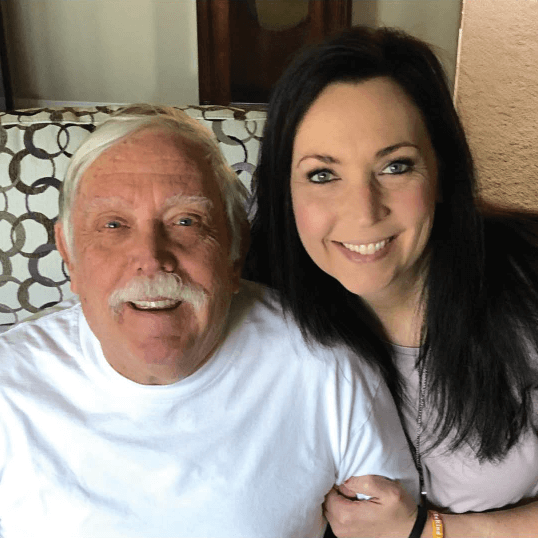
307,169,336,184
381,159,413,175
177,217,195,226
104,221,122,229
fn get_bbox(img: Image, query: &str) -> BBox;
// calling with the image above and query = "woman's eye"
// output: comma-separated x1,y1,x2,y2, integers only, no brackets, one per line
381,159,413,175
307,169,336,184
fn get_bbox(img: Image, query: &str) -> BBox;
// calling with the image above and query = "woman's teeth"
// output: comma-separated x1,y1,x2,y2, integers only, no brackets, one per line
342,238,390,255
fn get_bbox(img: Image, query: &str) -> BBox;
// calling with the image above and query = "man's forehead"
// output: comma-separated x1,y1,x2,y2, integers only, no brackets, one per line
88,129,208,175
76,129,224,214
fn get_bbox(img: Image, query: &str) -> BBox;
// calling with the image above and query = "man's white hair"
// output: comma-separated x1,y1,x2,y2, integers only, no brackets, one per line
59,104,249,262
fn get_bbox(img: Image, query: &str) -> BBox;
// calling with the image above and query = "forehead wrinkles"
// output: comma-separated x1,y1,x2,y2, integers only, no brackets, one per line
86,154,203,177
88,131,209,176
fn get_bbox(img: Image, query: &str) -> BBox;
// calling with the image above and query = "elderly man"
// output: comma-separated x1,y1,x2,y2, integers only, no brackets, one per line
0,106,417,537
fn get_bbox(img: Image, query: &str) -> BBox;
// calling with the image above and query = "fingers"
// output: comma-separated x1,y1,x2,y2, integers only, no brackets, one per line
337,482,360,500
323,487,372,538
342,475,416,506
323,478,419,538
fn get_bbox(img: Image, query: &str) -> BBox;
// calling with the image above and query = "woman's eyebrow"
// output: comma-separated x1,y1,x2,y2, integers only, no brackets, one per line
295,154,340,167
296,142,419,168
376,142,419,158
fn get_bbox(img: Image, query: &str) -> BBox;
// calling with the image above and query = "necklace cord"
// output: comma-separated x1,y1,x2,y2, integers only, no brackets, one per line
415,363,428,504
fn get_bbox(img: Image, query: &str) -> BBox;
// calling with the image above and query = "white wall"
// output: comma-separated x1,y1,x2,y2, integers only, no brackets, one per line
352,0,462,86
3,0,461,107
3,0,199,107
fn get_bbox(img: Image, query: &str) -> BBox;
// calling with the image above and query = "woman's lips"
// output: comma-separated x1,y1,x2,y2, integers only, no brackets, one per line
341,237,393,255
335,236,395,261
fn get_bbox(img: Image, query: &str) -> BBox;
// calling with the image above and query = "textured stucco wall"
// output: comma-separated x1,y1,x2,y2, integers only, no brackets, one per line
455,0,538,209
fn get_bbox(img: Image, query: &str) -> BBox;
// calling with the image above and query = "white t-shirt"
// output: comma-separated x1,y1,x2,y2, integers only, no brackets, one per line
0,283,418,538
394,344,538,512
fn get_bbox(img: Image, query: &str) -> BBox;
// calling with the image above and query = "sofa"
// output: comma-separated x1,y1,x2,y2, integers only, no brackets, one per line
0,105,267,331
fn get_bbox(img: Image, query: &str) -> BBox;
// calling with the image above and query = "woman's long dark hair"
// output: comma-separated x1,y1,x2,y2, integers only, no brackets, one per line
244,26,538,461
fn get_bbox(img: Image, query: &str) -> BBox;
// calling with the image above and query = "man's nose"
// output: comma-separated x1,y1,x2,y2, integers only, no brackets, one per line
340,176,389,226
131,224,177,274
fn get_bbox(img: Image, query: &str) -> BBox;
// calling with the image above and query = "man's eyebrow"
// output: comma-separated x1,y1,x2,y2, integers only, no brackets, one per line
295,142,419,167
82,195,213,214
162,194,213,211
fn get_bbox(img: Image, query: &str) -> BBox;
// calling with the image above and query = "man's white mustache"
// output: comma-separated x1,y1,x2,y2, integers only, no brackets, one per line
108,273,207,315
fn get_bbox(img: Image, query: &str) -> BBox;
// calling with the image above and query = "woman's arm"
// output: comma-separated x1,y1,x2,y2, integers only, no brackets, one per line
324,475,538,538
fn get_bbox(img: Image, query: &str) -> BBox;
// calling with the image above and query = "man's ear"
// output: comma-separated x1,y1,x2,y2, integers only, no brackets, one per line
54,221,78,294
231,218,250,293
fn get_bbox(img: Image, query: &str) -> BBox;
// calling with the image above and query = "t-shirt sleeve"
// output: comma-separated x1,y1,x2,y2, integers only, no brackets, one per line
334,359,420,503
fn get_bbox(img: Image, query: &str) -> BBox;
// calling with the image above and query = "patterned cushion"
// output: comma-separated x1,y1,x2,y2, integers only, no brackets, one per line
0,106,266,325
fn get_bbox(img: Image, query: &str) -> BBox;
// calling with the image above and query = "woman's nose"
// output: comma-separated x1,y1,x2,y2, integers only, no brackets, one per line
341,177,389,226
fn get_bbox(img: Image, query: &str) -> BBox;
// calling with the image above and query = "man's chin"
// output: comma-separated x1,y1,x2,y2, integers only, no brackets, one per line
113,353,187,385
124,336,192,380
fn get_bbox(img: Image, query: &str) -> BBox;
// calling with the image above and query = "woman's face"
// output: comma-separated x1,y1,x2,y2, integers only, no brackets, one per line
290,77,438,308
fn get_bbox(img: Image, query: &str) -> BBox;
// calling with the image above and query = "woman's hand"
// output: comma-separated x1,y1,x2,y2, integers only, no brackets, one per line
323,475,419,538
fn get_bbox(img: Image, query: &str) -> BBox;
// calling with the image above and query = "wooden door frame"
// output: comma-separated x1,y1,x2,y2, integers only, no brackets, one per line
196,0,351,105
0,3,13,111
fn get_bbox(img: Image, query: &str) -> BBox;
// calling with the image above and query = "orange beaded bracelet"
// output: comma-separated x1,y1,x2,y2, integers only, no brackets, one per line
430,511,444,538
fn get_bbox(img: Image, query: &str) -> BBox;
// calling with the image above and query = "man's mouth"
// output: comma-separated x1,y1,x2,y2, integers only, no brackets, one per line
128,299,182,311
341,236,393,255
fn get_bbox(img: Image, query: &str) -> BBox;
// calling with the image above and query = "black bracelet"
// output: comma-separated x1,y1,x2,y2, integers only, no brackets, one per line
408,504,428,538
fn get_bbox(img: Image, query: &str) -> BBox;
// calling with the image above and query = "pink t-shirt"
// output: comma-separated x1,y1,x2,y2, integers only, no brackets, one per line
394,344,538,513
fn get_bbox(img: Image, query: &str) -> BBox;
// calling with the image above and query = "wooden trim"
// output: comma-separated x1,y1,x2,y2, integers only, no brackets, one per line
197,0,231,105
325,0,352,33
310,0,351,36
0,3,13,111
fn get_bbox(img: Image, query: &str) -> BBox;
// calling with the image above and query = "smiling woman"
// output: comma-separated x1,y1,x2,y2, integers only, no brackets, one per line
245,25,538,538
290,79,437,319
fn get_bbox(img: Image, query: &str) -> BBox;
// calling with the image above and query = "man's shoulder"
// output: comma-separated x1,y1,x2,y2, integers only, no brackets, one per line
227,280,307,345
227,281,381,385
229,280,283,319
0,296,82,354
